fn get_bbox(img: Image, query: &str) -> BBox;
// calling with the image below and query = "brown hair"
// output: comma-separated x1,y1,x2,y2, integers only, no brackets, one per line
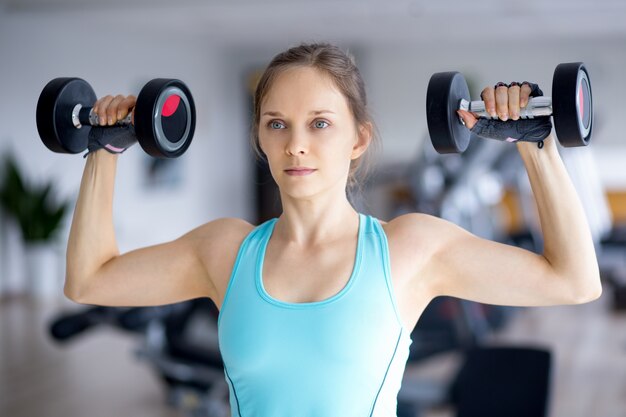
250,42,381,203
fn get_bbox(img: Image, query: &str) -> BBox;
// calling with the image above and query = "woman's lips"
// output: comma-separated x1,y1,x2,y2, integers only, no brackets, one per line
285,169,316,176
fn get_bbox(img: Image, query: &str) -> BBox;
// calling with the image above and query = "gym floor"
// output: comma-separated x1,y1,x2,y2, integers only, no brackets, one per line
1,285,625,417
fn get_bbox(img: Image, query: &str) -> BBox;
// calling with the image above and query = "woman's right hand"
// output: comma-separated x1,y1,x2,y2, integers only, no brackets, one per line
92,94,137,126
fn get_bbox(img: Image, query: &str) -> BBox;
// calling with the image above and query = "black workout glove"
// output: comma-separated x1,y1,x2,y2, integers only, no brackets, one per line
470,82,553,146
83,124,138,158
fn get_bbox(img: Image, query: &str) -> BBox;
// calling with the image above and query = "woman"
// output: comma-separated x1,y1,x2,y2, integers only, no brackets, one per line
65,43,602,416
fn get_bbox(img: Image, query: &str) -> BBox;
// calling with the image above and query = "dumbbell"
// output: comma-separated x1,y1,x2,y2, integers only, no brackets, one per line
426,62,592,154
36,77,196,158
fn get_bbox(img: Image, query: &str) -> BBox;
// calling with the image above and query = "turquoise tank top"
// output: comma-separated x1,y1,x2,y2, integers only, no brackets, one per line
217,213,413,417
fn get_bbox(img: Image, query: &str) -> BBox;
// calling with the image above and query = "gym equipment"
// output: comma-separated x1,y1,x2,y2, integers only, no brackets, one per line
48,299,230,417
448,346,553,417
426,62,592,154
36,77,196,158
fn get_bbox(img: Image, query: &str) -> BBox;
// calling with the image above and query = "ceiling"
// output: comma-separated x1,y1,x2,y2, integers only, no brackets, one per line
2,0,625,44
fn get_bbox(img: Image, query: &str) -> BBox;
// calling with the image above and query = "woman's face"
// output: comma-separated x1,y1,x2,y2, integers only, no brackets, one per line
258,66,369,200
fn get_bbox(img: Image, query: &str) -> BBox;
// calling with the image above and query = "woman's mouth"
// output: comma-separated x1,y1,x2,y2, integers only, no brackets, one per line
284,168,316,176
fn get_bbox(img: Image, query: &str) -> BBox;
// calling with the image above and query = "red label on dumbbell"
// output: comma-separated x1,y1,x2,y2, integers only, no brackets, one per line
579,77,591,130
162,94,181,117
579,84,584,122
160,93,187,143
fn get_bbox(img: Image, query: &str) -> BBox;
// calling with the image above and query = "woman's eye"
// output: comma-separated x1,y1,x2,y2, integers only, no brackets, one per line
267,120,328,129
269,121,285,130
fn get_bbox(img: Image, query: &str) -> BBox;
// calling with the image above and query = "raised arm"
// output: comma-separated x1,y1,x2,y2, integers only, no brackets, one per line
64,95,226,307
65,149,223,306
410,82,602,307
517,135,602,299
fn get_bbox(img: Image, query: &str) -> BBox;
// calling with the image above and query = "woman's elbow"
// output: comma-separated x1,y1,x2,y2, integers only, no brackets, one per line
63,275,87,302
571,279,603,304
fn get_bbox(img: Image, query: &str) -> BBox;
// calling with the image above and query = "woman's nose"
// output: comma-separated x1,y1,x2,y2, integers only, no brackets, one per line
285,130,309,155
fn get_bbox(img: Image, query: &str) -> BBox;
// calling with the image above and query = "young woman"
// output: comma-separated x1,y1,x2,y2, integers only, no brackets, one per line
65,43,602,416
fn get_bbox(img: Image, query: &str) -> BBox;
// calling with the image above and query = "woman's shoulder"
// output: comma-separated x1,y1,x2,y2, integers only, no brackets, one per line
379,212,439,232
188,217,256,239
184,217,257,265
184,217,257,303
379,212,446,255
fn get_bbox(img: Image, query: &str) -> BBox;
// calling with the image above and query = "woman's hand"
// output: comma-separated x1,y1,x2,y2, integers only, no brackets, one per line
92,94,137,126
457,82,534,129
456,82,552,144
84,93,138,158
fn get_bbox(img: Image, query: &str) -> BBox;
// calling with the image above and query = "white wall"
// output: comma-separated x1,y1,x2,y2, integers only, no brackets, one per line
1,7,625,296
0,11,256,294
362,38,626,177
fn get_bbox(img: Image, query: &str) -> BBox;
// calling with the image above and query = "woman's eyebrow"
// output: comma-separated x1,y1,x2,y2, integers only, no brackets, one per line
262,110,336,117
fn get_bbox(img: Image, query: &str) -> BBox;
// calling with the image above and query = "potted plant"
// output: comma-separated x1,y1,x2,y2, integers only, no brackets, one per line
0,152,71,298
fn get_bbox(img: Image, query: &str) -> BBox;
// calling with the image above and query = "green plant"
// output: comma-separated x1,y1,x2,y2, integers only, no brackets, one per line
0,153,70,243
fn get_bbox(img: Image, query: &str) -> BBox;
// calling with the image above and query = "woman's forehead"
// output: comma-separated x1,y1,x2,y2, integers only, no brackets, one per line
261,67,349,115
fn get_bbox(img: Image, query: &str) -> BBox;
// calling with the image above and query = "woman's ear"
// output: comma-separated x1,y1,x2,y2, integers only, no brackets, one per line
351,121,373,160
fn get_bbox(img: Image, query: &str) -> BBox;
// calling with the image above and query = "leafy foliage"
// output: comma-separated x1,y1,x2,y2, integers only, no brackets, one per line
0,153,70,243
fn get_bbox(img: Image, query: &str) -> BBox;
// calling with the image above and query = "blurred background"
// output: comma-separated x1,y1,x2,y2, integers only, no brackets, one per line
1,0,625,416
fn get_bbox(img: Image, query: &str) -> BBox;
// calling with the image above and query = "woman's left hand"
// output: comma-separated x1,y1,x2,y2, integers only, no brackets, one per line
457,82,534,129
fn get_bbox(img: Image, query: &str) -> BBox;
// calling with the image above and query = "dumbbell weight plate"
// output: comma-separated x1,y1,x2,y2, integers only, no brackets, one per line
36,77,96,154
134,79,196,158
552,62,592,147
426,72,471,154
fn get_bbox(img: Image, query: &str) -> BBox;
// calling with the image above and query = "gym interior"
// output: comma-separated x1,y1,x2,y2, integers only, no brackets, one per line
1,1,625,416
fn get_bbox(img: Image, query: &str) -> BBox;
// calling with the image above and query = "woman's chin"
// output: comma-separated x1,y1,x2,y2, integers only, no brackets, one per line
278,183,322,200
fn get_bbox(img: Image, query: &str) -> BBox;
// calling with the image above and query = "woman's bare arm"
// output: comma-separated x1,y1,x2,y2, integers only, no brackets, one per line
65,150,121,299
65,150,229,307
63,88,250,307
399,79,602,307
410,136,602,307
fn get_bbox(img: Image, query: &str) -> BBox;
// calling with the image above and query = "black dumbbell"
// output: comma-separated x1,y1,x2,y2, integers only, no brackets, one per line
426,62,593,154
36,77,196,158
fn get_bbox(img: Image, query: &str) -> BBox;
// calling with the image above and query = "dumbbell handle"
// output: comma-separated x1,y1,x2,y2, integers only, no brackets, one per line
71,103,133,128
460,96,553,119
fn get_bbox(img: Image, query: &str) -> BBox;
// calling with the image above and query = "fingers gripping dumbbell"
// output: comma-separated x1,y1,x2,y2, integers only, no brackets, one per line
36,77,196,158
426,62,593,154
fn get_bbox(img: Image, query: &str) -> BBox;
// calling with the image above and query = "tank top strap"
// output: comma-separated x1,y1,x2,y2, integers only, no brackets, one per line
367,215,409,333
217,217,277,328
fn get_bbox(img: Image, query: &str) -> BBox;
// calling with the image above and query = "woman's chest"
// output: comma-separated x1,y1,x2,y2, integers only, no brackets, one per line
261,229,431,331
212,220,434,332
262,241,357,304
